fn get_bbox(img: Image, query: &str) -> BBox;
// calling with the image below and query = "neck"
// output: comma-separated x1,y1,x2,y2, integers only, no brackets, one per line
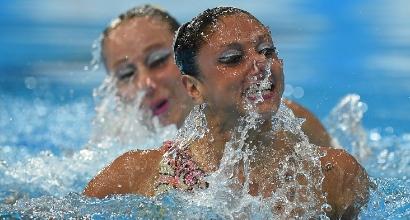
189,109,276,172
189,110,232,172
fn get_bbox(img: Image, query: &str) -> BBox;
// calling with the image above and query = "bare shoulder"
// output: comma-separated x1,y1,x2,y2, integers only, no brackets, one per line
319,147,370,219
83,148,164,198
283,99,315,118
320,147,364,172
284,99,332,147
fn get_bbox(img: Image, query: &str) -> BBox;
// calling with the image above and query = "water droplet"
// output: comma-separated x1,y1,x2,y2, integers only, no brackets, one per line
360,102,368,112
384,126,394,134
283,84,294,97
293,87,304,99
0,160,7,167
321,203,332,212
324,162,333,171
24,77,37,90
370,131,381,141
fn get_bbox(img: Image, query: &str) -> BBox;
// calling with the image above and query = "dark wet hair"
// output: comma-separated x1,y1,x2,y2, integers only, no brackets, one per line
173,7,264,78
101,4,179,66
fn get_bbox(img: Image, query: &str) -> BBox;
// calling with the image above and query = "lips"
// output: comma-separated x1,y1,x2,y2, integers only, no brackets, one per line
243,77,276,101
150,99,170,116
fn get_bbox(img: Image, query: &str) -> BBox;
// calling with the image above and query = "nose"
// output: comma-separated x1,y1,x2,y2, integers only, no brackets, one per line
135,72,157,96
249,53,269,77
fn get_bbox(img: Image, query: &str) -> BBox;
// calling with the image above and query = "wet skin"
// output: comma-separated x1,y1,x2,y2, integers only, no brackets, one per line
103,17,192,127
85,13,368,219
190,14,283,124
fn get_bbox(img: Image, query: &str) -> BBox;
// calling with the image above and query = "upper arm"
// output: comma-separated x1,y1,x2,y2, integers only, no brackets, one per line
321,148,370,219
284,99,333,147
83,150,163,198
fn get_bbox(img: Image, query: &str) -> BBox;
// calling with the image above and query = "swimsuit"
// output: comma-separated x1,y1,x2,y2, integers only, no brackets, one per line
155,141,208,194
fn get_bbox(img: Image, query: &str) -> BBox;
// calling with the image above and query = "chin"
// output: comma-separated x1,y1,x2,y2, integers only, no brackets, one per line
260,97,283,117
158,115,171,126
158,111,180,127
257,105,277,118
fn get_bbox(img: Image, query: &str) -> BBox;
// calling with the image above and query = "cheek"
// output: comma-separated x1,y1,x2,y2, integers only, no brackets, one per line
215,69,246,91
201,65,247,100
157,63,181,84
116,83,138,101
272,63,284,81
211,79,243,104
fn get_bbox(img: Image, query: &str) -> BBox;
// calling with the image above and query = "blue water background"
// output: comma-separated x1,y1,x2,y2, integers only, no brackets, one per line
0,0,409,219
1,0,408,143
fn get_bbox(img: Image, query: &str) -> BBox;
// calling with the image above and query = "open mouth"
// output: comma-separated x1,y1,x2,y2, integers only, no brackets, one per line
243,78,276,102
151,99,170,116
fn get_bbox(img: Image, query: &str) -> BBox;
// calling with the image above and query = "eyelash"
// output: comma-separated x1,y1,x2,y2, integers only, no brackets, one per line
219,45,276,65
148,53,170,69
117,67,135,81
115,52,170,81
219,54,243,64
259,47,276,57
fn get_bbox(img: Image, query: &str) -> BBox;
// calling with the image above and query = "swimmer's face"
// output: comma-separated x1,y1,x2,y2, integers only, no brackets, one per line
103,17,191,127
194,13,284,119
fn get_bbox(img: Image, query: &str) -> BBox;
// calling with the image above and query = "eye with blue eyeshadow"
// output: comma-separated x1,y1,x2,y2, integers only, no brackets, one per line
116,64,136,81
146,48,171,68
257,42,276,58
218,49,244,64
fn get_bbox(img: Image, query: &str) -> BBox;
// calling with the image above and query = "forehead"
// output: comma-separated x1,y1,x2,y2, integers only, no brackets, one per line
203,13,270,45
103,17,174,67
106,17,172,44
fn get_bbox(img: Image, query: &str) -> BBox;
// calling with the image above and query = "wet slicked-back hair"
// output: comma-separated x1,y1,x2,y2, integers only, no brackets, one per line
101,4,179,66
173,7,263,78
103,4,179,37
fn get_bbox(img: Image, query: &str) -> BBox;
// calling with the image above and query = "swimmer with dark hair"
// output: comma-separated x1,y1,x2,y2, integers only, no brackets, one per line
84,6,368,219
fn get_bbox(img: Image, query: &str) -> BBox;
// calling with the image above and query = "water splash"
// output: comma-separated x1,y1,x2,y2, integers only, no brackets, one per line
360,177,410,219
90,75,176,149
0,193,222,219
0,96,93,152
1,90,409,218
84,35,103,72
168,63,328,219
174,103,209,149
325,94,371,161
1,80,409,219
325,94,409,179
244,59,273,104
0,75,176,201
177,101,328,218
368,134,410,179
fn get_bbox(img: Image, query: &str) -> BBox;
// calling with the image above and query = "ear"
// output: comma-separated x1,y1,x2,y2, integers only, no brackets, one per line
182,75,204,104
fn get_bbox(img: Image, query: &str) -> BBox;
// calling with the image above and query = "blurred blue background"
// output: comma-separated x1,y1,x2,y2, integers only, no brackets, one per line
0,0,409,146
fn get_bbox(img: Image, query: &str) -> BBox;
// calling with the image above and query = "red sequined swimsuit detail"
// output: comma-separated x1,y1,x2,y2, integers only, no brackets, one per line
155,141,208,194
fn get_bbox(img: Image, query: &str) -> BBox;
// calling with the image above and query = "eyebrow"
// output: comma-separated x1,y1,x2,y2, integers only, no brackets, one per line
218,33,271,49
144,47,171,65
221,42,243,50
143,42,168,55
112,41,168,68
254,34,272,44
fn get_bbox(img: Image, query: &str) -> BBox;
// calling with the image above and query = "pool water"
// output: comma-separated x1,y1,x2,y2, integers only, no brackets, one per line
1,0,409,219
0,92,408,219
